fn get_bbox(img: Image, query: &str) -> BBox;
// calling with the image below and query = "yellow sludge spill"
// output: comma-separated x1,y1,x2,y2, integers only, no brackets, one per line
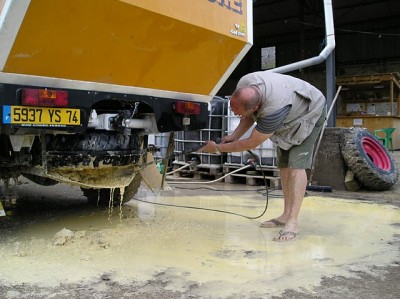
0,192,399,298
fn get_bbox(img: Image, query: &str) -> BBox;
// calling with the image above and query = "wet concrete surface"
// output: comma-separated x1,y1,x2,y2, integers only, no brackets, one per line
1,169,400,299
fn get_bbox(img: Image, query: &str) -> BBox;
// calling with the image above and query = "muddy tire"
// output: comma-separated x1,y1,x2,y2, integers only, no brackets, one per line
48,132,140,152
74,132,134,151
340,128,398,191
82,174,142,206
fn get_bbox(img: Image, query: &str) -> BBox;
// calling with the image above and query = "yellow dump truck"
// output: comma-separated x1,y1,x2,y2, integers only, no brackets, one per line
0,0,252,203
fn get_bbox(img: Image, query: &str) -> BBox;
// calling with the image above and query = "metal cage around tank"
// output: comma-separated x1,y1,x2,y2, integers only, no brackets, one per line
147,132,171,161
225,100,277,167
150,96,278,168
173,96,228,166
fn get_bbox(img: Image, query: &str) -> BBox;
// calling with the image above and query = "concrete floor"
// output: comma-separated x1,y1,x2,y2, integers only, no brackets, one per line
0,159,400,299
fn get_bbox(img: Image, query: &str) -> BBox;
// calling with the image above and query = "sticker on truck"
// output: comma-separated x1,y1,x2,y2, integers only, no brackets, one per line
2,105,80,127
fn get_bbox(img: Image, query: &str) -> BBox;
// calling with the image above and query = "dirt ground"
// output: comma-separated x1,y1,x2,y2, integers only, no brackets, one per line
0,153,399,299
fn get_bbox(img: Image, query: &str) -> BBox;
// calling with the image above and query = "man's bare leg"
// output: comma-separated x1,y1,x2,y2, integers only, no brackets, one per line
260,167,291,227
272,168,307,241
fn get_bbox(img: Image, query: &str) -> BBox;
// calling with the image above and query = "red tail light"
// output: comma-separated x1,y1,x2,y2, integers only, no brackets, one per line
175,101,201,115
21,88,69,107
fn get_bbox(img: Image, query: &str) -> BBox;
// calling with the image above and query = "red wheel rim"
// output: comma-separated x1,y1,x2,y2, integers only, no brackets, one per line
362,136,391,170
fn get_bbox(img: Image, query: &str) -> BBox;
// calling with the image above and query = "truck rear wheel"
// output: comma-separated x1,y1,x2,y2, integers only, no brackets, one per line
82,174,142,206
340,128,398,191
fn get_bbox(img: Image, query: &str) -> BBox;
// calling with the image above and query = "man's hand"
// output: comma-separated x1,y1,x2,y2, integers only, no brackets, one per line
197,141,218,153
221,135,236,144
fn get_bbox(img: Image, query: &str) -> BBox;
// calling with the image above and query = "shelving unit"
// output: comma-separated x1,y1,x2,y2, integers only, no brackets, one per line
336,73,400,150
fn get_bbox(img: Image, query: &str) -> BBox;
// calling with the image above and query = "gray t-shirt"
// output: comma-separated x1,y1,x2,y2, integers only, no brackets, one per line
237,72,326,149
255,105,291,134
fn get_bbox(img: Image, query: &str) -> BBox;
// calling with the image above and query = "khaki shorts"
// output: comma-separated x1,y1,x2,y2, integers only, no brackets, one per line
277,110,325,169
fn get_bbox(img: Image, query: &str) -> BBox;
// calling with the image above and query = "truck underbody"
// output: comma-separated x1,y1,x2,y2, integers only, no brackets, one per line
0,0,252,205
0,83,209,204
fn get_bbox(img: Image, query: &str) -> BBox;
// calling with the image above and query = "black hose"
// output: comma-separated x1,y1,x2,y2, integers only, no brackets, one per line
131,149,271,220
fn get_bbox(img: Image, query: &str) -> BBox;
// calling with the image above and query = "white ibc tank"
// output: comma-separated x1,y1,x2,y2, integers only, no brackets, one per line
148,133,170,160
226,103,277,166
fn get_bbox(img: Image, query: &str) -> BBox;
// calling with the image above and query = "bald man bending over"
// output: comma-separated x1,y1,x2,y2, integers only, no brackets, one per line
199,71,326,242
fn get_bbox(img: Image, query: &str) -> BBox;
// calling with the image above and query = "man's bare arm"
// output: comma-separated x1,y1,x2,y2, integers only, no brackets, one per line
223,116,255,143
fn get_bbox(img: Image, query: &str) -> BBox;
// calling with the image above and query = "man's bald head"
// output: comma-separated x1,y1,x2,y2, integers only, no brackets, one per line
231,85,261,111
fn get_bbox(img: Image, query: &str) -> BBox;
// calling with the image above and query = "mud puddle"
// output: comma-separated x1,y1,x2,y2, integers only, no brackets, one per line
0,185,399,298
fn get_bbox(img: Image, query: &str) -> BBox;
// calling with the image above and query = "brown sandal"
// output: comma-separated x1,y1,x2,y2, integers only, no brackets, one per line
260,219,285,228
273,230,298,242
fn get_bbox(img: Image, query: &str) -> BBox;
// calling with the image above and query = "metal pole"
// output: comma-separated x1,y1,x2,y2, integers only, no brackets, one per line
326,49,336,127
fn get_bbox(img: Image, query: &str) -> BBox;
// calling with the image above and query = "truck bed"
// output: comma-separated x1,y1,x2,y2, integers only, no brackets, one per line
0,0,252,103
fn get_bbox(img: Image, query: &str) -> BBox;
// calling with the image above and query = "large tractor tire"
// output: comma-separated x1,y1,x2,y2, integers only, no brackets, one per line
82,173,142,206
340,128,398,191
